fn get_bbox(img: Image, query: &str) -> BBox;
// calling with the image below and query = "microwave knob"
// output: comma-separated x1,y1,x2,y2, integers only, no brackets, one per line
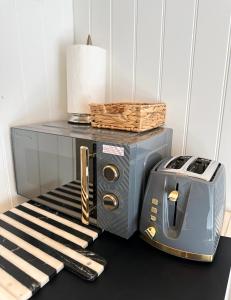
103,164,119,182
103,194,119,211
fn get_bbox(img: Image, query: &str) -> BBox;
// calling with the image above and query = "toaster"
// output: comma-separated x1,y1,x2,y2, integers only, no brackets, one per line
140,156,225,262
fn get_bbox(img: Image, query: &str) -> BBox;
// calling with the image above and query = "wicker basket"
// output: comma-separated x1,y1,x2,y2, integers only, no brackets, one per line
90,102,166,132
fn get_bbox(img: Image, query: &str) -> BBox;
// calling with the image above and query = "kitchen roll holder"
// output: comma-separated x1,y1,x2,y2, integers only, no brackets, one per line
67,35,106,124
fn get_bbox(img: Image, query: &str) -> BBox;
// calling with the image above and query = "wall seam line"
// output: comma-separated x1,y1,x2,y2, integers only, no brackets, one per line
109,0,112,102
182,0,199,155
157,0,166,102
41,0,53,121
132,0,138,102
88,0,92,36
13,0,29,122
73,0,77,43
214,14,231,160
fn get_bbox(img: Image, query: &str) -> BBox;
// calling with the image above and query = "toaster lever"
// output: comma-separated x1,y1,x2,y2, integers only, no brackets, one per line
168,186,179,227
168,190,179,202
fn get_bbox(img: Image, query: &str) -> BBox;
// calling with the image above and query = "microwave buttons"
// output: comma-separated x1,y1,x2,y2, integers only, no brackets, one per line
103,164,120,182
103,194,119,211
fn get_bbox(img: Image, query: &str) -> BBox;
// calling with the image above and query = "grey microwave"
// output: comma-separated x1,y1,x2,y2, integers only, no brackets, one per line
11,121,172,239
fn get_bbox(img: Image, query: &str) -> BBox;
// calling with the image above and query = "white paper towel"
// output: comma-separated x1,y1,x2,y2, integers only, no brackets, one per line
66,44,106,114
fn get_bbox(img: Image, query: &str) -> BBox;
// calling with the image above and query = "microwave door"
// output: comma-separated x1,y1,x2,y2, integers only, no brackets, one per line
12,130,97,225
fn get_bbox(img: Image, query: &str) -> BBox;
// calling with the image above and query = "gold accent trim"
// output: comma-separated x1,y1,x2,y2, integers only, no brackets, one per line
168,190,179,202
80,146,90,225
141,235,213,262
145,227,156,239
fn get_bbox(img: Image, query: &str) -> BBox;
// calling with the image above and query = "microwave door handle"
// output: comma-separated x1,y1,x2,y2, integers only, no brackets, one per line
80,146,90,225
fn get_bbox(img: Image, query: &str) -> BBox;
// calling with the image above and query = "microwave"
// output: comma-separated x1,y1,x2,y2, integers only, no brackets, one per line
11,121,172,239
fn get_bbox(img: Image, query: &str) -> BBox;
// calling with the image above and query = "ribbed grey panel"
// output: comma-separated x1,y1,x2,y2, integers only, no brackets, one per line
96,143,131,239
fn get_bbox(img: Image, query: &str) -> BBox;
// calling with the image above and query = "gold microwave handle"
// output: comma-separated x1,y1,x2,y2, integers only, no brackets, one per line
80,146,90,225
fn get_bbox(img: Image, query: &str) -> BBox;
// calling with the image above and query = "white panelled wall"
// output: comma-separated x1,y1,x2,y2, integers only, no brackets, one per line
74,0,231,209
0,0,73,212
0,0,231,212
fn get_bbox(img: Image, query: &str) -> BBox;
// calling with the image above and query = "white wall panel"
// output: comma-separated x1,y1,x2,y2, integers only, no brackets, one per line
186,0,231,159
0,0,73,212
219,53,231,210
0,0,28,126
0,0,28,211
111,0,136,100
161,0,196,155
15,0,50,124
91,0,111,100
74,0,231,208
74,0,90,44
42,0,73,120
91,0,110,51
135,0,163,101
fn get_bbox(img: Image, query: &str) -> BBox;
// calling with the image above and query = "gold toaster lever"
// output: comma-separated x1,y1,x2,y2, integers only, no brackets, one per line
168,190,179,202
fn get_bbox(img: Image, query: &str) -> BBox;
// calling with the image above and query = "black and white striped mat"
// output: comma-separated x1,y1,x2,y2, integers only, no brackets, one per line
0,185,106,300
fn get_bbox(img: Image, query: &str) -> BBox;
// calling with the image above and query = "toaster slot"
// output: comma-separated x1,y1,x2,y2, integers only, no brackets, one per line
173,183,179,227
187,157,211,174
166,156,191,169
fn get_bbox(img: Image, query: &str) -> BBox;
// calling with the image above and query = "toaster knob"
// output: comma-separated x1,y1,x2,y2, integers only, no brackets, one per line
103,165,119,182
103,194,119,210
145,227,156,239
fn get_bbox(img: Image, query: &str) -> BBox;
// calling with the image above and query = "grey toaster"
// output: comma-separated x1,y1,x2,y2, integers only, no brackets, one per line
140,156,225,262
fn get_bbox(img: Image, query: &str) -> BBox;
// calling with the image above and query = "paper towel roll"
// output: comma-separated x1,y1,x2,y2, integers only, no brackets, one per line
66,44,106,114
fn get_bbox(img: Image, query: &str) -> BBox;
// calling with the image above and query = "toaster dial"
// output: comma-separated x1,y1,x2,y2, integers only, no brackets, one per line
103,164,120,182
103,194,119,211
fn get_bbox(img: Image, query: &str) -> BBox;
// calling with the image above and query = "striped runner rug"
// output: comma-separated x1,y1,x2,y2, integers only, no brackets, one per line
0,192,106,300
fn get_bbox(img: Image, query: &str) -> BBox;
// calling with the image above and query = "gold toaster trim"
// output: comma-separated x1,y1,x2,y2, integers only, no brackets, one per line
141,235,214,262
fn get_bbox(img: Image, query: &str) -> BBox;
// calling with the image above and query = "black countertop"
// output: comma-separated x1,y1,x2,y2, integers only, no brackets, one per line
32,232,231,300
